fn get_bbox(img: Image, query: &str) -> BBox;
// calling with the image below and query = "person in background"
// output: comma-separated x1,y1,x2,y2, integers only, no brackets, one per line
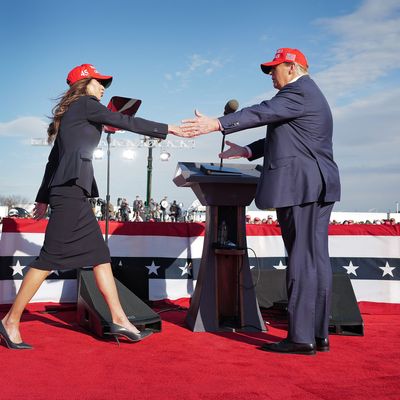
160,196,169,222
266,215,274,225
149,198,157,220
88,198,97,215
154,203,161,222
132,195,143,221
0,63,182,350
169,200,178,222
119,198,131,222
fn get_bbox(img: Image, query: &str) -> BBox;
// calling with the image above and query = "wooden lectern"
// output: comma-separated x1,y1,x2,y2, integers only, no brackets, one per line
173,162,266,332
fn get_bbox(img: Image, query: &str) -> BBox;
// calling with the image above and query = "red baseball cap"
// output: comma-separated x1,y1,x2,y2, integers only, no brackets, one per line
260,48,308,74
66,64,113,87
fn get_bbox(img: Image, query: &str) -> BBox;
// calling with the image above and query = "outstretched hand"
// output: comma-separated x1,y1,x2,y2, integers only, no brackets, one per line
179,110,220,138
168,124,184,137
33,202,48,220
219,141,250,159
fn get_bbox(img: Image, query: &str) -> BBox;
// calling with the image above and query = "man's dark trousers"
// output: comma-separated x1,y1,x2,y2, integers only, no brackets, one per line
277,201,335,343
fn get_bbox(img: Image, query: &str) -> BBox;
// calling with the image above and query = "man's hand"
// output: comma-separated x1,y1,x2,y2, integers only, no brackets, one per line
33,202,48,220
219,141,250,159
180,110,220,138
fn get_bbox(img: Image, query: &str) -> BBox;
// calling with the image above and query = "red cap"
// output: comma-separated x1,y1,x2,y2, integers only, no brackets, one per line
261,48,308,74
66,64,113,87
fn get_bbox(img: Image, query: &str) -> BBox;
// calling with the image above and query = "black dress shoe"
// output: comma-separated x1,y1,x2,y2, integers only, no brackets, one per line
260,339,316,355
105,323,153,344
315,337,330,352
0,321,33,350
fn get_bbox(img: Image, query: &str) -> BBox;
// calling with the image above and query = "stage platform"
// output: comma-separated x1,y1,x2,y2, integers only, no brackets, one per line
0,301,399,400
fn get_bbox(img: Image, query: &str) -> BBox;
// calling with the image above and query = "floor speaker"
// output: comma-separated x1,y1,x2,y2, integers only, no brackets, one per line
252,270,364,336
329,273,364,335
77,269,162,338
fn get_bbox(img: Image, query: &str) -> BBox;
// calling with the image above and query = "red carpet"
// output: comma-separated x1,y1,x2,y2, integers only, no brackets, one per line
1,302,400,400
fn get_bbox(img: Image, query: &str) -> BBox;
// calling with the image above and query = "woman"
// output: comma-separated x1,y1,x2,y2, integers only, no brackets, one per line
0,64,181,349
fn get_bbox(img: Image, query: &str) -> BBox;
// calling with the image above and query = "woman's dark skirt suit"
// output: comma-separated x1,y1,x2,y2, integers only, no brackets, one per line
31,95,168,271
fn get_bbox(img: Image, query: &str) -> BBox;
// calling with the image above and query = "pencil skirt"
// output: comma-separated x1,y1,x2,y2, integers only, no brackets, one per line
31,184,111,271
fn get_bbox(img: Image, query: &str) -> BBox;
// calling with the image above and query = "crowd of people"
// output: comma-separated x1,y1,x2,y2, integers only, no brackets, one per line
244,216,399,226
90,195,185,222
330,218,398,226
246,215,279,225
3,205,400,226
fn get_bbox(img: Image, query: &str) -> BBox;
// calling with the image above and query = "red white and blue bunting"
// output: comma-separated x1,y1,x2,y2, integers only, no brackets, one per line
1,219,399,304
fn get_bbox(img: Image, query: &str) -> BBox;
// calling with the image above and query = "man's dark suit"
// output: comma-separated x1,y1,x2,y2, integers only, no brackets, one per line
36,95,168,203
218,75,340,343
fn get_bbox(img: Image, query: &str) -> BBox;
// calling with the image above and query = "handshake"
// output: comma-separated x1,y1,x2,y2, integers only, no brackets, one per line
168,108,249,160
168,110,220,139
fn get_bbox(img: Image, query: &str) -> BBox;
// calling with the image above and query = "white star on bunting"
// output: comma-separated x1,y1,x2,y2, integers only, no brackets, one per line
342,261,359,276
9,260,26,277
273,260,287,270
51,270,60,276
179,262,192,277
145,261,161,276
379,262,396,277
250,265,256,270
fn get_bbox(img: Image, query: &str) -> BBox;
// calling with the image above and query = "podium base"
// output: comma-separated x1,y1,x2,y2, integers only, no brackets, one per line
185,313,267,333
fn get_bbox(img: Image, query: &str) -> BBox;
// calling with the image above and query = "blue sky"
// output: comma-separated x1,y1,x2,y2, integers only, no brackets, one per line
1,0,399,212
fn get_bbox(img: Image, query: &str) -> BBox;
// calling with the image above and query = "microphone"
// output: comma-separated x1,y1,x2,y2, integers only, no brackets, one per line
220,99,239,168
224,99,239,115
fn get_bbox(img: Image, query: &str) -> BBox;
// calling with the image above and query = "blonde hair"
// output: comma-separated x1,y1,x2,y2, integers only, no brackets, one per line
47,78,92,144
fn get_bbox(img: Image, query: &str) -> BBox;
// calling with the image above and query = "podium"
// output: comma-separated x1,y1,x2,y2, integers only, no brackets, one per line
173,162,266,332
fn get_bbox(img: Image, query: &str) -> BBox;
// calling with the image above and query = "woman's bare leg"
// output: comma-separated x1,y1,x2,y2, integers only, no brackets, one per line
92,263,140,334
1,267,50,343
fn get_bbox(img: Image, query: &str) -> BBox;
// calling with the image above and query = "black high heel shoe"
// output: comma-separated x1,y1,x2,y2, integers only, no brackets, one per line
0,321,33,350
104,323,153,344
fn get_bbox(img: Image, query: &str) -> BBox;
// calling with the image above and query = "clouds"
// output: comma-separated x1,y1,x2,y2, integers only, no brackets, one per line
333,87,400,148
0,116,47,139
331,86,400,211
314,0,400,105
312,1,400,210
164,54,226,91
320,1,400,211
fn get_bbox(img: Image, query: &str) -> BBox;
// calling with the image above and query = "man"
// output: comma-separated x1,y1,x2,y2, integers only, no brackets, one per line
181,48,341,355
266,215,275,225
149,198,157,219
132,195,143,221
169,200,180,222
119,198,131,222
160,196,169,222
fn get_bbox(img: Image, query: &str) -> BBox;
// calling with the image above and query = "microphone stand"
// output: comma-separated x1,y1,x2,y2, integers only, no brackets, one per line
219,100,238,169
219,134,226,169
105,132,112,244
